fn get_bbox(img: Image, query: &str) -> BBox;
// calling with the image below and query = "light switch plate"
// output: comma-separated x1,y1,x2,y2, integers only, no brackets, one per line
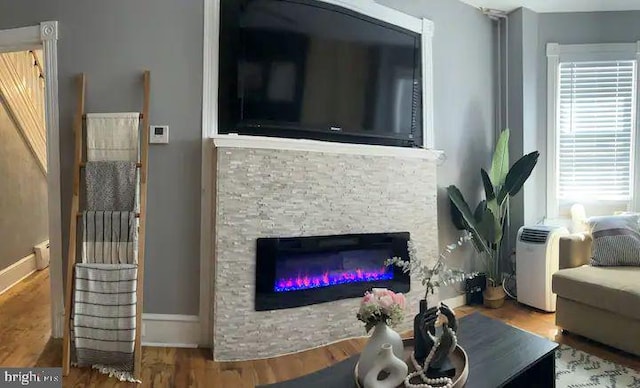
150,125,169,144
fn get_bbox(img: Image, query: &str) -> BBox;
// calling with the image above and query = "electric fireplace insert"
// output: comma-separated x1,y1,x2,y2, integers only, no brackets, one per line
255,232,410,311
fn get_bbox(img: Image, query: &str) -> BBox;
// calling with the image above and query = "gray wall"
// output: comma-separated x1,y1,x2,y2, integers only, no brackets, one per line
534,11,640,220
377,0,496,299
0,0,203,315
505,10,524,256
0,100,48,270
505,8,541,258
502,9,640,252
0,0,494,311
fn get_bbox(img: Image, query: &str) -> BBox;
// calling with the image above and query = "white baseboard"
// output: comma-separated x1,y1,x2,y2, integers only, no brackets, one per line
442,294,467,309
53,312,203,348
137,297,464,349
141,314,201,348
0,253,37,296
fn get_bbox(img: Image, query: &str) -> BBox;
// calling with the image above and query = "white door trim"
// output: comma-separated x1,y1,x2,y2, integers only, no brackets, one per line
546,43,560,219
421,18,435,149
0,22,62,338
200,0,220,347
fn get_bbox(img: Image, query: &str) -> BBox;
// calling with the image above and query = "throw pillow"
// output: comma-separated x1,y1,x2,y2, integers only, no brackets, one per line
588,214,640,266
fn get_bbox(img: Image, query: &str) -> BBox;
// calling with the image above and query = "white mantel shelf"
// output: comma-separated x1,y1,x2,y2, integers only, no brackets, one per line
212,135,444,161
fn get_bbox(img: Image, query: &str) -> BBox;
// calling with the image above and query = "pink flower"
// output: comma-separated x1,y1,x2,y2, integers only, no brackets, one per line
357,288,406,330
379,294,394,310
360,288,406,310
372,288,392,299
392,293,406,309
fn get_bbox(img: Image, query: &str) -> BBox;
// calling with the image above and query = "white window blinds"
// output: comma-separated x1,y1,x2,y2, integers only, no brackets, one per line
557,60,637,201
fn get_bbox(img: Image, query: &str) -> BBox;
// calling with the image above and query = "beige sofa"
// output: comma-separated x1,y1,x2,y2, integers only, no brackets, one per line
552,233,640,356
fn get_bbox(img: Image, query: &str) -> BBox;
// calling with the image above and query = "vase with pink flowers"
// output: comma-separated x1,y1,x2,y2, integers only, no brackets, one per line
355,288,407,386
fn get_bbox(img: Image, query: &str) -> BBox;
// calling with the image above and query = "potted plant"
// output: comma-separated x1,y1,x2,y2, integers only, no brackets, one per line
447,129,539,308
387,234,475,364
387,235,474,301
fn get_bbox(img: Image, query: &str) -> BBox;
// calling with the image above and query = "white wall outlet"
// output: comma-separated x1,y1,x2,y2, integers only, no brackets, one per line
150,125,169,144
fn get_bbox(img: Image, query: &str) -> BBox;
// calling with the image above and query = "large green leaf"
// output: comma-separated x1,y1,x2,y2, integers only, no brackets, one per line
487,198,500,226
447,186,490,254
447,185,475,225
481,168,500,222
497,151,540,204
492,208,503,244
476,206,497,244
490,129,510,188
449,198,467,230
480,169,495,201
474,200,487,224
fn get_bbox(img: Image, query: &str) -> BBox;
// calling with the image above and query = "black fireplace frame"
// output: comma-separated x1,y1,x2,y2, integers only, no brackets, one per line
255,232,411,311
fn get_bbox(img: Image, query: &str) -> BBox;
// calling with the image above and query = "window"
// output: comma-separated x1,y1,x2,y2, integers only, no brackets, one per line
547,43,640,217
558,61,636,201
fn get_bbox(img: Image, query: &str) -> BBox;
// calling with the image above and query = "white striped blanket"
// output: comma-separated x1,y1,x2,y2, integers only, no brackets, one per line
75,211,139,381
82,211,137,264
73,263,137,377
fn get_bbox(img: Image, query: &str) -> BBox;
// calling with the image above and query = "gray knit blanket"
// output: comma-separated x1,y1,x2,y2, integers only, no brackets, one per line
85,161,137,211
73,263,137,376
82,211,137,264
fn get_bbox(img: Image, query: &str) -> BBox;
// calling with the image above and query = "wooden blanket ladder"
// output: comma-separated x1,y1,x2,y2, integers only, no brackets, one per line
61,71,150,380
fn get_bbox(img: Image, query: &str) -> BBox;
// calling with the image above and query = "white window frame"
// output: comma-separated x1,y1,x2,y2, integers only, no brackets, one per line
546,42,640,218
200,0,435,349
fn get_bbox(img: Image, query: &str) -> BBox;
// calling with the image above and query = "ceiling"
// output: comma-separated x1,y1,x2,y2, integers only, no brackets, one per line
458,0,640,13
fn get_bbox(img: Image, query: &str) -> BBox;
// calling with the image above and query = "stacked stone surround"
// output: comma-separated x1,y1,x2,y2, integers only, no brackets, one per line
213,141,440,361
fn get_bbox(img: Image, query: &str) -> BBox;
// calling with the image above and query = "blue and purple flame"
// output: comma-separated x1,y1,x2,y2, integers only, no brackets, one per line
274,267,394,292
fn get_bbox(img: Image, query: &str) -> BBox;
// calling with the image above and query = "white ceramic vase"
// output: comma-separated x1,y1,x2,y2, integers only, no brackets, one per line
357,322,404,384
362,343,408,388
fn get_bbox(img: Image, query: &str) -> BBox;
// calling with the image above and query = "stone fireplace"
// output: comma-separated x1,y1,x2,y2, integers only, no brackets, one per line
212,136,441,361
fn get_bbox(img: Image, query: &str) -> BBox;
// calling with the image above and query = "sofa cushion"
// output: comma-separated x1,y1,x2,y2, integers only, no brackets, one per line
588,214,640,266
552,265,640,321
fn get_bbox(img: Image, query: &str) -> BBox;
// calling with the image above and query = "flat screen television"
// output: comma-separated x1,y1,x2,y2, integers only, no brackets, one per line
219,0,423,147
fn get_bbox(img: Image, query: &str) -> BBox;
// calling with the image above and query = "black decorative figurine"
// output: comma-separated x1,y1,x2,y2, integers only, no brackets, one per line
413,300,438,364
417,302,458,378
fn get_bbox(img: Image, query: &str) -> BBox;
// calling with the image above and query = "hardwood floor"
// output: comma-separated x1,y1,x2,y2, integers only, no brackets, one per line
0,268,51,367
1,270,638,387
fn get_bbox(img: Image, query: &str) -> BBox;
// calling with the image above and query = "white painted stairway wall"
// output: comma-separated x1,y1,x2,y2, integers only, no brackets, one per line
0,50,47,174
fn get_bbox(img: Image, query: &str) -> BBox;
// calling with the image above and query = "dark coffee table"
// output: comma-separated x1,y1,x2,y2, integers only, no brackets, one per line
456,313,557,388
259,312,558,388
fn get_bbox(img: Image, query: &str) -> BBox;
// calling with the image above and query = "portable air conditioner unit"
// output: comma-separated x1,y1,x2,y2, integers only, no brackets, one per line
516,225,569,312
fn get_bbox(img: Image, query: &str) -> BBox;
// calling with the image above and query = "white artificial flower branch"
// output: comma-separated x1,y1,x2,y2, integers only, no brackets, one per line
386,232,476,300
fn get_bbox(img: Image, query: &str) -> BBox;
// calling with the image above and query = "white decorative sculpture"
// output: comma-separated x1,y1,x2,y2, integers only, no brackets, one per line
357,322,404,383
363,343,409,388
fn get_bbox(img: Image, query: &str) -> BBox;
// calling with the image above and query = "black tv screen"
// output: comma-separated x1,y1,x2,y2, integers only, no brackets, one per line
219,0,423,147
